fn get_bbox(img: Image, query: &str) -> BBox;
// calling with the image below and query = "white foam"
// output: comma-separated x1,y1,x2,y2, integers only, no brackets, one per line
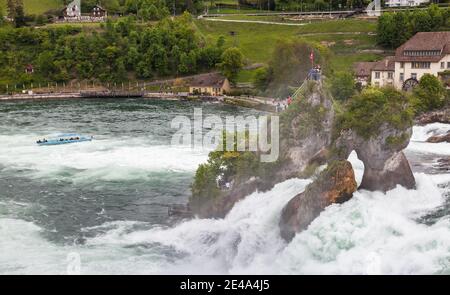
0,134,209,182
407,123,450,155
1,172,449,274
411,123,450,142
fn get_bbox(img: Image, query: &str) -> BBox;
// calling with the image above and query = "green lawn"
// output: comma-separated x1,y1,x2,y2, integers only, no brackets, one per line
195,18,381,82
0,0,63,15
196,18,378,61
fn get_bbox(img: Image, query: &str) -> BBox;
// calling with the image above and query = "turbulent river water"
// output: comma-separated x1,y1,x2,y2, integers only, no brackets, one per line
0,98,449,274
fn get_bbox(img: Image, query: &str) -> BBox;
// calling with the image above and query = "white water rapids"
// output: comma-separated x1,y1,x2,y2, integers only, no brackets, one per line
0,123,449,274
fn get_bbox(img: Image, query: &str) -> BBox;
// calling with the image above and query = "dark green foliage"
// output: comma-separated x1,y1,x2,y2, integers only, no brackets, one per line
0,13,224,88
219,47,244,83
386,133,410,149
412,74,447,114
329,71,356,101
337,87,414,139
252,66,271,91
377,5,449,48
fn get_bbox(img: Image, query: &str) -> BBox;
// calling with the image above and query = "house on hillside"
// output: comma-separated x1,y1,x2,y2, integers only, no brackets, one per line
25,64,34,74
394,31,450,90
61,0,107,22
353,57,394,88
370,56,395,87
189,73,231,96
62,0,81,20
353,31,450,91
91,5,107,18
353,62,375,87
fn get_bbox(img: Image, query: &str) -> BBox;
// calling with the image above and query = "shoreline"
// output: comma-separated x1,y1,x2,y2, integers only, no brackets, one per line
0,92,277,112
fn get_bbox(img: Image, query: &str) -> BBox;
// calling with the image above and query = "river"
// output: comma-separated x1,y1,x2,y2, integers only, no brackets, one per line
0,98,449,274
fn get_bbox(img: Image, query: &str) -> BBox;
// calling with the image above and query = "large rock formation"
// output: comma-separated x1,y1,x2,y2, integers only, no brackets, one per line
279,160,357,241
189,81,336,218
189,81,416,240
334,125,415,192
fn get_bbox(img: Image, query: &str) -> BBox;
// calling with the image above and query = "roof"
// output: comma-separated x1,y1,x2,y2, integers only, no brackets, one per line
353,62,375,77
189,73,228,88
395,32,450,62
372,56,395,71
92,5,106,10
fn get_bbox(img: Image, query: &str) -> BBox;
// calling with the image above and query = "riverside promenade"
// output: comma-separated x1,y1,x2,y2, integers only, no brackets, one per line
0,91,277,112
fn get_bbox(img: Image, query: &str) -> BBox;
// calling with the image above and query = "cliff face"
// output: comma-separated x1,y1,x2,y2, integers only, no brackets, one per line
190,81,335,218
189,81,416,240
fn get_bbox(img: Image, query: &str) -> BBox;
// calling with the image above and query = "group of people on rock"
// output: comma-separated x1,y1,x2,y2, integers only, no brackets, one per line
274,96,293,113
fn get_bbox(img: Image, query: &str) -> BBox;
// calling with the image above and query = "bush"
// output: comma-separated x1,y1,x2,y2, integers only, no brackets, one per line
329,71,356,101
338,86,414,139
252,66,271,91
412,74,447,114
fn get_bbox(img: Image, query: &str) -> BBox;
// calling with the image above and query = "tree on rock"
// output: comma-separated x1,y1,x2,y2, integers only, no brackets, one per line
219,47,244,84
329,71,356,101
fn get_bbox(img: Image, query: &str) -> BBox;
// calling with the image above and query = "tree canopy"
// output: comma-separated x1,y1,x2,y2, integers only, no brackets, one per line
0,13,224,90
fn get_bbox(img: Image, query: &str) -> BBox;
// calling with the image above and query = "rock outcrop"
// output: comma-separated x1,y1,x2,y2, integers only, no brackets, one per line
190,80,417,240
189,81,336,218
415,106,450,125
280,160,357,241
426,131,450,143
334,125,415,192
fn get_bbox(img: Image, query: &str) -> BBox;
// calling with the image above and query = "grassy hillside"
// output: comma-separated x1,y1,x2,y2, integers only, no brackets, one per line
0,0,63,15
195,18,381,77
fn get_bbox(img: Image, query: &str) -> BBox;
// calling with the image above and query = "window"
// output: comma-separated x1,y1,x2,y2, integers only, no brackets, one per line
411,73,417,80
375,72,380,79
441,62,445,69
400,73,404,82
404,50,440,56
388,72,393,79
400,62,404,69
448,62,450,69
411,62,431,69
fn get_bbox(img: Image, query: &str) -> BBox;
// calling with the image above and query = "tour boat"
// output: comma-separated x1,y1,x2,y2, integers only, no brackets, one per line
36,133,93,146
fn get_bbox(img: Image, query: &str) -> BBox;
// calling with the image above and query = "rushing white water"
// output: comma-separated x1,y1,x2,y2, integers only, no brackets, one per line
408,123,450,156
0,122,449,275
0,134,209,182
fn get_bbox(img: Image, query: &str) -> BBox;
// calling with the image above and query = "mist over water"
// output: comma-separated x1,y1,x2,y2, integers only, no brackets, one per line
0,98,449,274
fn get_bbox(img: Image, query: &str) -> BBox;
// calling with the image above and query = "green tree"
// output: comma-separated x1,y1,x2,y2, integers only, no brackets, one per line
219,47,244,83
253,67,271,91
37,51,56,77
412,74,446,113
329,71,356,101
